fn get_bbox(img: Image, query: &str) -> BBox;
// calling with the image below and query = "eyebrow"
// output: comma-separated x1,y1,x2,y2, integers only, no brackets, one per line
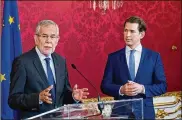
124,28,136,31
41,33,57,36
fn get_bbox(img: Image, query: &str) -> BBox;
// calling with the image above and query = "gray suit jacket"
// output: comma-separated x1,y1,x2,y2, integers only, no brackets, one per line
8,48,74,119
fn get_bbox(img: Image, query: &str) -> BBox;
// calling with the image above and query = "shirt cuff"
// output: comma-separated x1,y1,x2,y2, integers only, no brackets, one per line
142,85,145,94
39,99,43,104
72,93,80,103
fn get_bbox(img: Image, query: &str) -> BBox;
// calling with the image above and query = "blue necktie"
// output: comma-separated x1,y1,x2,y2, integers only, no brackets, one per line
129,50,136,81
45,57,56,102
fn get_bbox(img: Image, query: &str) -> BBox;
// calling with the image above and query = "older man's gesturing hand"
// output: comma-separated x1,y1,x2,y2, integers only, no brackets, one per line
72,84,89,102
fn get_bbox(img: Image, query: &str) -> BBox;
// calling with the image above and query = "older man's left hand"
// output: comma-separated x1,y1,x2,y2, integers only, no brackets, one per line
72,84,89,102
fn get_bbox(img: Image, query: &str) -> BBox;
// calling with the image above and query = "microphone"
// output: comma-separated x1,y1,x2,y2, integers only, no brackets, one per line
71,64,104,114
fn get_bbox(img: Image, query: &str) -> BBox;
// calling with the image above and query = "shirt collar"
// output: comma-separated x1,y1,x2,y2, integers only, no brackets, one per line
35,46,52,61
125,44,142,53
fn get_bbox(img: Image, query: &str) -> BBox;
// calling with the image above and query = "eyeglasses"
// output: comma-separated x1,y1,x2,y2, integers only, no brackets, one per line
36,34,59,40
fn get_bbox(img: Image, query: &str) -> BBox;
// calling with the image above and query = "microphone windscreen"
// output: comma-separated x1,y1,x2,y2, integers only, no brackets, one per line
71,64,76,69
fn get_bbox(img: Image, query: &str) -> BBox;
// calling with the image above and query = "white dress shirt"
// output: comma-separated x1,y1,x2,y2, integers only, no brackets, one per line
119,44,145,95
125,44,142,77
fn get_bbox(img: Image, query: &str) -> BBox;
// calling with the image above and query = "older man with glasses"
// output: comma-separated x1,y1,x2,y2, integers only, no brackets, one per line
8,20,89,119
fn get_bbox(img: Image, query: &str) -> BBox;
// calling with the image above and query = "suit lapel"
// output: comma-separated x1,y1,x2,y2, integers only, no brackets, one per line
135,47,147,82
32,49,49,86
119,48,131,81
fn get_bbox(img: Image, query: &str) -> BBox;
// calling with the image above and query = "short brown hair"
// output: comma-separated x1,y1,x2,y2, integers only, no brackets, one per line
124,16,147,32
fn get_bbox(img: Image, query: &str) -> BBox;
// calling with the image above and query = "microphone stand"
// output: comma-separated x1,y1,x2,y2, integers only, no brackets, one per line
71,64,104,115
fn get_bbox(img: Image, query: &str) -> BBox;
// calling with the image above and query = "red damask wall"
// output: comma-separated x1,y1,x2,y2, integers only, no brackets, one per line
3,1,181,97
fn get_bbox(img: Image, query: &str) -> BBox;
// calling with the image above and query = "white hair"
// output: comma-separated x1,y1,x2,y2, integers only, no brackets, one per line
35,20,59,35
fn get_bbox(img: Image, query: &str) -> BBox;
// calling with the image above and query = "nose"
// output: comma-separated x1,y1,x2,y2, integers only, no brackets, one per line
46,36,52,42
126,31,131,37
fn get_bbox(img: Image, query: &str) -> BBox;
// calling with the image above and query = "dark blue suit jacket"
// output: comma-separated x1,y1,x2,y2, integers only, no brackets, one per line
8,48,74,119
101,47,167,119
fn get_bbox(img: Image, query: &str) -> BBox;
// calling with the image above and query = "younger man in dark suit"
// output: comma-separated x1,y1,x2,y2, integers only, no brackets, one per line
101,16,167,119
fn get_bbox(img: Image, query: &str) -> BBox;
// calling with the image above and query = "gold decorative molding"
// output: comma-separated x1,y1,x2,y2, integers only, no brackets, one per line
156,105,182,118
175,114,182,119
156,109,169,118
154,91,182,107
83,91,181,104
154,97,181,107
83,91,182,119
154,91,181,98
171,45,177,51
154,91,182,119
83,97,114,103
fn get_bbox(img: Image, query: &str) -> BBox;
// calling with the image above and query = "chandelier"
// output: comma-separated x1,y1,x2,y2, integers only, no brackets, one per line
90,0,123,11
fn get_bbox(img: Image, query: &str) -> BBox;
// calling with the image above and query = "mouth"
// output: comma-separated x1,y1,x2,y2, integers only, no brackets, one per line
126,39,132,42
44,46,52,49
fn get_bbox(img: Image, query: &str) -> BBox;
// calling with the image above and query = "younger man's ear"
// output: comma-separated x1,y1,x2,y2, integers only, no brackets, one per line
140,31,145,39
